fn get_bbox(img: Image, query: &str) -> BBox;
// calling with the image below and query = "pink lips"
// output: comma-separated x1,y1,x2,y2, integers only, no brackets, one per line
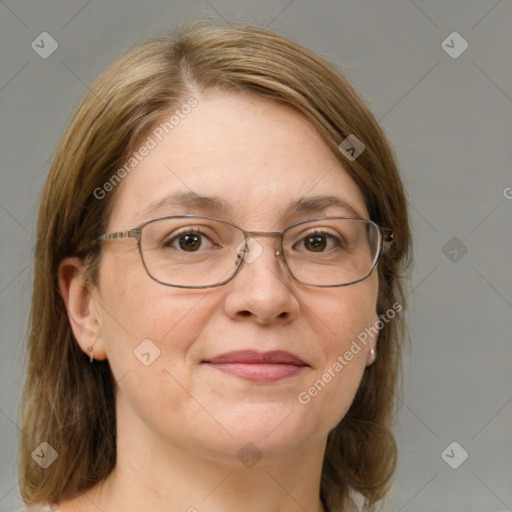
204,350,308,382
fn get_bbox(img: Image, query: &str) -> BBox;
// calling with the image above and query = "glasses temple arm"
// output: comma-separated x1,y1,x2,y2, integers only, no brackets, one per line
98,230,141,242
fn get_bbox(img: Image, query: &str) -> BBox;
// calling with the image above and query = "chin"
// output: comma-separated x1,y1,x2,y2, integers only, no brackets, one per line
200,403,319,453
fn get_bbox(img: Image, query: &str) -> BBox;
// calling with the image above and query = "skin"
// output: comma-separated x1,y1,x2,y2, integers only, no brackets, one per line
58,90,379,512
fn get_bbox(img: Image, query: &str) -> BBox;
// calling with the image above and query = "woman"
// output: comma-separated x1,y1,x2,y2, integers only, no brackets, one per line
19,22,411,512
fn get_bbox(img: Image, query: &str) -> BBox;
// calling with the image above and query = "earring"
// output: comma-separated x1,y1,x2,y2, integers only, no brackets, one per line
370,348,377,361
87,346,94,363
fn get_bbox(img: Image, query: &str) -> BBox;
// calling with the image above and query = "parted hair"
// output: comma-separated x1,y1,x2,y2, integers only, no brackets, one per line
19,22,412,511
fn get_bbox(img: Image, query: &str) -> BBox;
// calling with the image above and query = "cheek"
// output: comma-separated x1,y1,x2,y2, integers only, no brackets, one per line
297,281,377,427
95,275,221,436
95,253,217,378
311,277,378,345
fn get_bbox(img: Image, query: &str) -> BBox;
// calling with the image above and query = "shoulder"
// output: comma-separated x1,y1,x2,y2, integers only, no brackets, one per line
21,505,53,512
344,496,360,511
333,488,363,512
347,487,365,511
329,495,359,512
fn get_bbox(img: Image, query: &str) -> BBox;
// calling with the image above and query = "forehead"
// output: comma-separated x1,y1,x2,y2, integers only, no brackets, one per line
108,91,369,229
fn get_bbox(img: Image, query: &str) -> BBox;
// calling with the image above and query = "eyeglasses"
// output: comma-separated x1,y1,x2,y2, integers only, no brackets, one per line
95,215,393,288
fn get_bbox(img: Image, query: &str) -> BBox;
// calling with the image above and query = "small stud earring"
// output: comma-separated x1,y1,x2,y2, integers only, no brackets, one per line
370,348,377,361
87,346,94,363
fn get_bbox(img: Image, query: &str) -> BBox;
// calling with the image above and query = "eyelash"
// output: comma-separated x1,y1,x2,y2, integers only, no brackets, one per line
163,228,345,252
164,228,218,248
294,230,345,250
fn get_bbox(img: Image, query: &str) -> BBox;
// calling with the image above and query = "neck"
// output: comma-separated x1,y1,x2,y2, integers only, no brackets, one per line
97,453,328,512
65,398,329,512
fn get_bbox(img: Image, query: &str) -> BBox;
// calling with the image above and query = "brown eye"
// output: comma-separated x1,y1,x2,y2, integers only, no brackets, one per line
304,235,327,252
178,234,202,251
164,229,214,252
295,231,343,253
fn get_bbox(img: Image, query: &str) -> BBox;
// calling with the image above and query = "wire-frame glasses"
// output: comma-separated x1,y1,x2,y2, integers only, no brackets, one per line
95,215,393,288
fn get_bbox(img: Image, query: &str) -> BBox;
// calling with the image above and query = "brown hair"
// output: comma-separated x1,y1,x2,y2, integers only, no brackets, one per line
19,22,412,511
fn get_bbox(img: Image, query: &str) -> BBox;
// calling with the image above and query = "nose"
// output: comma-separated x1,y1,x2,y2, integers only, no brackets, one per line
223,237,300,324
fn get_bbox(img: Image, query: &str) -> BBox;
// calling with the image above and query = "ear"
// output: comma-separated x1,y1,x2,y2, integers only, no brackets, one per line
58,257,107,361
365,312,379,367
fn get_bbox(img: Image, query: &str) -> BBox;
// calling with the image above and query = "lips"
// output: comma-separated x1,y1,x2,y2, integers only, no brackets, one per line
205,350,307,366
203,350,308,383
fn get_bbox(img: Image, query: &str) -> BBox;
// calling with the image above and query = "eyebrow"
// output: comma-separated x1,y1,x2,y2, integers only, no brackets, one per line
282,195,365,220
136,191,366,224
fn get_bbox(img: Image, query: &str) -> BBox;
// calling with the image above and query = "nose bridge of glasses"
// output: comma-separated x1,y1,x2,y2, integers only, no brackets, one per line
245,230,282,238
242,230,283,257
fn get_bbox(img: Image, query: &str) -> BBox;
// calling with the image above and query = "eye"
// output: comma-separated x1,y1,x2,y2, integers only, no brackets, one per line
295,231,344,253
165,229,216,252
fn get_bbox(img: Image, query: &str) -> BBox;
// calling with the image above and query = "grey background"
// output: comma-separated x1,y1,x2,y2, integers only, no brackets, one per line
1,1,511,511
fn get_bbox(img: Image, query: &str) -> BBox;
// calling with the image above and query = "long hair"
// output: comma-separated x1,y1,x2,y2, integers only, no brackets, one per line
19,22,412,511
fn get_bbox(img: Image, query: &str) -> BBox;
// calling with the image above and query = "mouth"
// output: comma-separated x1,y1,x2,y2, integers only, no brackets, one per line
203,350,308,383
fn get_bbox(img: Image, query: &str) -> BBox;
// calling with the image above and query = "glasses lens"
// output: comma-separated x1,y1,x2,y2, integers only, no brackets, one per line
140,217,245,287
139,216,381,288
283,218,380,286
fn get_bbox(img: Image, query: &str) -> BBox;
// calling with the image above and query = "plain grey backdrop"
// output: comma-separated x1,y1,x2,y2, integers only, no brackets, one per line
1,1,511,511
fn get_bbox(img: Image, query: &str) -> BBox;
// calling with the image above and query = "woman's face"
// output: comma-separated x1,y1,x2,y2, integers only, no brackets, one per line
92,90,379,460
